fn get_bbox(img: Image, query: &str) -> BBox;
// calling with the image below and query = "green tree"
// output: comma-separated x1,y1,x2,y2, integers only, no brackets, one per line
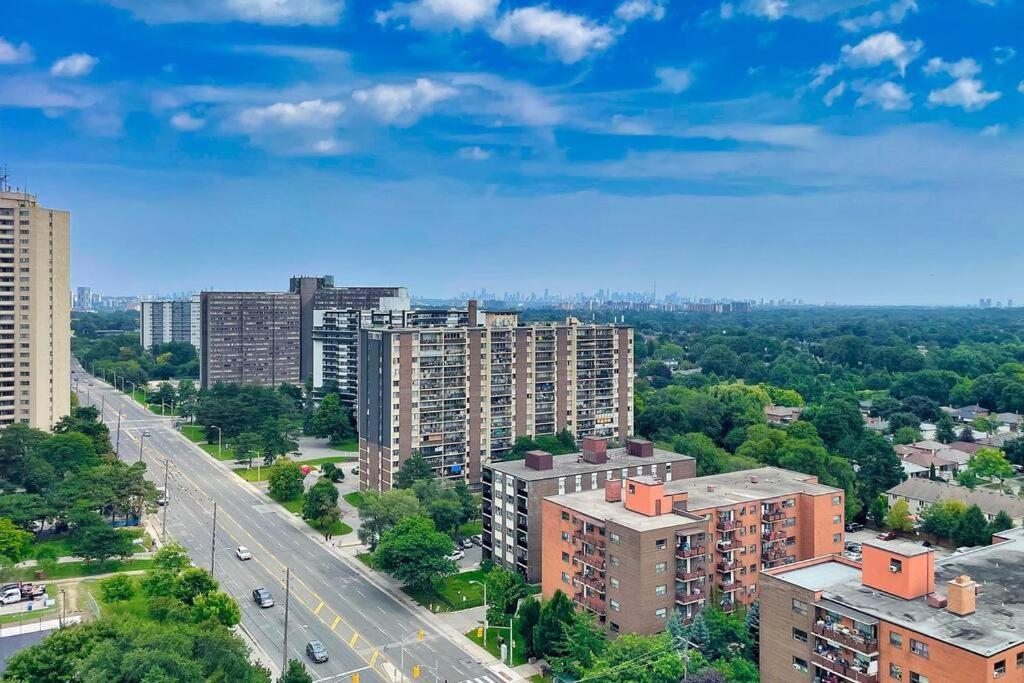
869,495,889,529
98,574,136,602
279,659,313,683
0,517,33,562
808,399,864,449
956,469,980,489
533,589,576,659
229,431,264,467
260,417,300,464
935,414,958,444
711,657,759,683
174,567,219,605
267,457,305,502
372,516,456,591
672,432,728,476
69,515,135,563
302,478,341,538
967,447,1015,485
394,454,434,489
920,500,967,539
893,426,922,444
581,632,683,683
356,488,421,550
485,567,528,624
192,590,242,627
33,432,102,478
685,611,712,656
152,543,192,573
988,510,1015,535
855,433,906,509
310,393,354,444
884,499,914,532
320,461,344,482
953,504,992,547
517,597,541,658
549,612,607,680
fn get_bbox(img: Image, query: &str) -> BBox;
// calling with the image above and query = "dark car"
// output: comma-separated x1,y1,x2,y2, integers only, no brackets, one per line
306,640,329,663
876,531,899,541
252,588,275,608
845,522,864,533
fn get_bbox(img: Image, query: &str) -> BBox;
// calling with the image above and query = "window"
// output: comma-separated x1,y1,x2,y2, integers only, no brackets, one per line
561,552,570,562
655,607,667,619
561,572,570,583
1017,652,1024,668
909,639,928,659
833,495,842,505
610,622,620,633
890,558,903,573
558,477,565,495
793,657,808,673
561,511,570,521
792,598,808,616
994,661,1006,678
654,561,667,574
833,533,842,543
889,664,903,680
610,555,620,567
792,628,807,643
609,577,620,589
833,515,841,524
655,585,666,596
609,599,620,612
609,532,620,543
783,518,796,527
889,632,903,647
628,483,636,494
655,538,667,550
561,531,569,541
910,674,929,683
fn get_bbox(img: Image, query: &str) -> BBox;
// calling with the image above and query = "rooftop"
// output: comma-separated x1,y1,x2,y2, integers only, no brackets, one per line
545,487,705,532
823,527,1024,657
861,537,933,557
888,478,1024,519
773,559,862,591
486,446,692,482
670,466,840,511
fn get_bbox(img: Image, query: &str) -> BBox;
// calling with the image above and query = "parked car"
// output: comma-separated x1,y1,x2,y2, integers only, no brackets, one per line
459,537,473,550
844,541,862,553
470,534,483,546
252,587,274,608
876,531,899,541
844,522,864,533
236,546,252,561
306,640,329,663
351,466,359,475
143,430,152,437
446,549,465,562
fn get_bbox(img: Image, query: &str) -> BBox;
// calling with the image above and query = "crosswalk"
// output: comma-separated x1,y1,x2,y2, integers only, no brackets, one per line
459,677,500,683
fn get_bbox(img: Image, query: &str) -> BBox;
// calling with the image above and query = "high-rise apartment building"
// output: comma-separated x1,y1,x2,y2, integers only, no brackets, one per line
483,437,696,582
199,291,300,389
140,297,200,350
288,275,408,382
357,316,633,491
0,190,70,429
75,286,92,311
760,528,1024,683
539,467,845,635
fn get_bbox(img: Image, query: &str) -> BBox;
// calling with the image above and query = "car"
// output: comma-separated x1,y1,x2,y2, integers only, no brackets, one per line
916,540,933,548
306,640,329,664
236,546,252,561
143,430,152,437
876,531,899,541
460,537,473,550
844,541,862,553
842,550,861,562
252,588,274,608
446,549,465,562
470,534,483,546
351,466,359,475
844,522,864,533
1,590,22,605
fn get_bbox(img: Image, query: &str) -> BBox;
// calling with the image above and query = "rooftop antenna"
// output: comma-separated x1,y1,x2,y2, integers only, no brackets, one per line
0,165,9,192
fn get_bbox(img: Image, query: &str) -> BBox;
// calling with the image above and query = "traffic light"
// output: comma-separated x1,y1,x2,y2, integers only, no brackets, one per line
412,665,421,678
417,629,425,641
476,627,484,638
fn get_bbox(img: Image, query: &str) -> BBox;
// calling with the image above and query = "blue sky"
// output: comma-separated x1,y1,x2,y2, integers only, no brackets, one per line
2,0,1022,304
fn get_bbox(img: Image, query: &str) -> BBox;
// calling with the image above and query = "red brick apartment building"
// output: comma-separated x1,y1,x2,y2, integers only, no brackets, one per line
540,467,845,636
759,527,1024,683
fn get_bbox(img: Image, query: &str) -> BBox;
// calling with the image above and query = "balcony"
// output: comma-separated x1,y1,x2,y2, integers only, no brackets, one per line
718,579,741,592
577,574,606,593
676,545,704,559
762,510,785,523
716,560,740,573
813,623,879,655
573,551,606,571
575,593,607,617
675,589,705,605
573,530,606,549
717,539,741,553
764,547,790,562
762,530,786,543
716,519,742,532
811,653,877,683
676,567,704,582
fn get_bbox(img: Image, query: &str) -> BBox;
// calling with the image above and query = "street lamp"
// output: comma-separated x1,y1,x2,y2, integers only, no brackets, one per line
138,432,147,463
469,579,488,647
59,588,66,628
211,426,222,458
126,380,136,401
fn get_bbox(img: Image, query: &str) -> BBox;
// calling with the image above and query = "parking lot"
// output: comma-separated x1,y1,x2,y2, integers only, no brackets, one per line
843,528,953,561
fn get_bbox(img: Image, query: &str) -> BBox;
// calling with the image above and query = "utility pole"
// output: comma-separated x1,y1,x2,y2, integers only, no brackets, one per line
115,412,122,455
210,501,217,573
161,459,169,539
138,433,146,463
282,567,291,673
101,394,105,416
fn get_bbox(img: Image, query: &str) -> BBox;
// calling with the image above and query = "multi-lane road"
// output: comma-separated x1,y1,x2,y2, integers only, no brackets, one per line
72,364,506,683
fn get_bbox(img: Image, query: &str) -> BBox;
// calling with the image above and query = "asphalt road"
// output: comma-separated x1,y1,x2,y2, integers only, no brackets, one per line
72,364,499,683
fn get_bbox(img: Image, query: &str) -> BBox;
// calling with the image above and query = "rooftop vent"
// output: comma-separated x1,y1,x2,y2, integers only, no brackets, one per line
926,594,948,609
707,484,716,493
581,437,609,464
525,450,553,471
748,475,759,484
626,439,654,458
605,478,623,503
947,575,978,617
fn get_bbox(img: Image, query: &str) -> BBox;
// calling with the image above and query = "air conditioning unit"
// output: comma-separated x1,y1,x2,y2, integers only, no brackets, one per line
889,566,900,573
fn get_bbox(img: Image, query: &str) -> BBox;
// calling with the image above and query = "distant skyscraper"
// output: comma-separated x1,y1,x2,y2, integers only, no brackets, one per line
0,189,70,429
140,297,200,350
75,286,92,311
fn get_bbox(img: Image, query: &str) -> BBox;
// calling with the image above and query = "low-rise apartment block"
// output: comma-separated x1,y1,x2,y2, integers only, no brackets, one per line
540,467,845,635
483,437,695,582
760,528,1024,683
140,297,199,350
357,316,633,491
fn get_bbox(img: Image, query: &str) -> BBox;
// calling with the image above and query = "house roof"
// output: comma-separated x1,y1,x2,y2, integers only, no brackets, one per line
901,451,956,470
948,441,984,455
887,478,1024,519
995,412,1021,425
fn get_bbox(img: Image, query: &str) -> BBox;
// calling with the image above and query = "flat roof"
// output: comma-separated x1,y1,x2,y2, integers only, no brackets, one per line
821,527,1024,657
545,488,705,532
669,467,841,511
777,561,862,591
862,538,933,557
486,446,692,482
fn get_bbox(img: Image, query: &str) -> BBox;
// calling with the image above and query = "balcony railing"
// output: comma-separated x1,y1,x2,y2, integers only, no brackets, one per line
716,560,740,573
573,552,606,571
676,567,704,582
675,589,705,605
717,539,741,553
764,547,790,562
573,530,606,549
762,510,785,523
813,623,879,655
716,519,742,532
575,594,607,617
811,653,877,683
762,530,786,543
576,574,606,593
676,545,704,559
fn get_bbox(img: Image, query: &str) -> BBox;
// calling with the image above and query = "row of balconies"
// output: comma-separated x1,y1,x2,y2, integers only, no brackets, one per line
812,622,879,655
811,652,877,683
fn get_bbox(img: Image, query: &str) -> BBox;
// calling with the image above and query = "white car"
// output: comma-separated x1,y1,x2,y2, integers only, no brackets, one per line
446,549,465,562
236,546,252,561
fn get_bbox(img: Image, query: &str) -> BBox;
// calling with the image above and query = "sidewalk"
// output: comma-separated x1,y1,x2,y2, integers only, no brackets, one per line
0,615,81,639
16,551,155,568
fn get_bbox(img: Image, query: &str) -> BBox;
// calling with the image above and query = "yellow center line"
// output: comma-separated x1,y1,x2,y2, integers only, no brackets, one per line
332,616,342,631
349,632,360,647
314,601,325,616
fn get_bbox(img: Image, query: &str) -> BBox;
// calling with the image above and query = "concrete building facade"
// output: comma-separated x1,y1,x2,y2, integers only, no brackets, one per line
539,467,845,635
760,528,1024,683
357,316,634,492
140,297,200,351
0,190,70,429
482,437,696,582
199,291,300,389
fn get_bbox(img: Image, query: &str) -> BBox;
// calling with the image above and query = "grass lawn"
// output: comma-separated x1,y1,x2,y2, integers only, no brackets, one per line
200,443,237,462
297,455,357,467
465,618,530,666
0,605,58,625
91,576,151,620
274,496,353,537
330,437,358,452
404,569,487,612
356,552,375,568
458,520,483,538
15,558,154,582
181,425,205,443
343,491,365,508
32,529,149,559
232,456,354,483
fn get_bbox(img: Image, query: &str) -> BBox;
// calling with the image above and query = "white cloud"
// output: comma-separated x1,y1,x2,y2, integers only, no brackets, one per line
237,99,344,131
684,123,823,147
490,7,614,64
102,0,342,26
376,0,498,30
655,67,694,94
170,112,205,131
458,146,492,160
308,138,349,154
839,0,917,32
609,114,653,135
719,2,735,19
738,0,788,20
50,53,99,78
233,44,350,65
0,37,33,65
840,31,922,75
809,63,836,89
823,81,847,106
1019,81,1024,94
980,124,1005,137
923,57,981,79
448,73,565,127
927,79,1001,111
614,0,666,22
352,78,456,125
993,46,1016,65
854,80,912,110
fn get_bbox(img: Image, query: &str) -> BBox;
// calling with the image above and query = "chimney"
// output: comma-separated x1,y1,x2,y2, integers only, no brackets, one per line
706,484,716,493
947,575,978,616
605,478,623,502
626,438,654,458
524,450,553,471
468,299,479,326
581,437,608,464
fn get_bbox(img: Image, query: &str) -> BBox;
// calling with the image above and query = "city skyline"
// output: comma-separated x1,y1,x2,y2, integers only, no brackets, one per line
3,0,1022,305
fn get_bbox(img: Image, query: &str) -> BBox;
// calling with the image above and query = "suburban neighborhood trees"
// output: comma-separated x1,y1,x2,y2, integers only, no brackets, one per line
302,478,342,538
267,457,304,502
967,447,1015,485
953,504,992,548
884,499,914,533
372,516,456,590
394,454,433,489
356,488,422,550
